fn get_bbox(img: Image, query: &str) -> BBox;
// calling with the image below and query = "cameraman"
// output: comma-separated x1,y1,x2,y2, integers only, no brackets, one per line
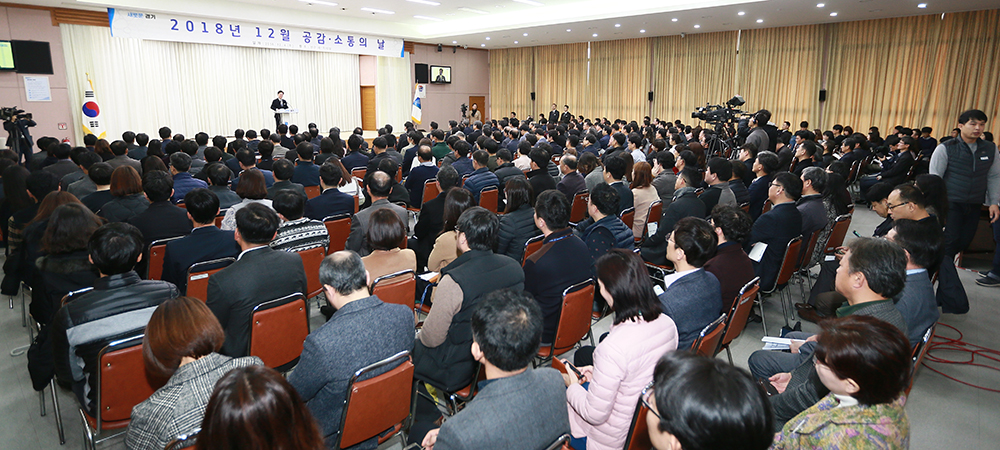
3,108,35,162
745,110,771,155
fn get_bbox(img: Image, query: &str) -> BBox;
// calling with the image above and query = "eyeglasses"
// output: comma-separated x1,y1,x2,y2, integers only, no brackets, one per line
886,201,911,211
641,384,663,422
769,182,783,189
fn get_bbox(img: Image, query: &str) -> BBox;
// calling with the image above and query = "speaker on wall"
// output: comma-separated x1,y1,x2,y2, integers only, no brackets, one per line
530,92,536,101
648,91,654,102
415,63,429,83
819,89,827,102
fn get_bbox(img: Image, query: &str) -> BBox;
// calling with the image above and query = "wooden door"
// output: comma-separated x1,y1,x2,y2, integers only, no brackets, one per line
469,96,486,123
361,86,376,131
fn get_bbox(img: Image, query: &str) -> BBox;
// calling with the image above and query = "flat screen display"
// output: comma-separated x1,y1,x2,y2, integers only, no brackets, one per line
0,42,14,70
12,40,53,75
430,65,451,84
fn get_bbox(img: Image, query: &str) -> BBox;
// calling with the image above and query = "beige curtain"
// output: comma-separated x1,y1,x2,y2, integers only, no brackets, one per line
375,53,412,131
534,43,589,120
488,47,534,120
650,31,739,123
735,25,825,127
825,10,1000,137
586,39,652,121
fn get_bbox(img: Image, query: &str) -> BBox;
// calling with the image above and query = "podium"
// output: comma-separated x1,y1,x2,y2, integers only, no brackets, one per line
275,108,299,126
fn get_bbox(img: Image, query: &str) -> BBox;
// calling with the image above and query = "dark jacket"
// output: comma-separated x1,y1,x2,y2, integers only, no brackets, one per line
523,229,593,343
50,272,178,414
208,185,242,210
346,199,408,256
305,188,355,221
578,214,634,268
703,242,756,314
729,178,750,206
642,187,705,266
162,226,241,294
464,167,499,204
341,151,369,171
33,251,100,326
496,205,540,262
608,180,634,215
659,269,722,351
895,270,938,346
266,180,307,200
527,168,557,204
796,194,828,237
878,151,914,187
171,173,208,204
557,171,587,200
128,201,194,250
405,164,439,207
292,161,321,187
746,174,772,220
98,193,150,223
206,247,308,357
746,202,802,291
287,296,414,449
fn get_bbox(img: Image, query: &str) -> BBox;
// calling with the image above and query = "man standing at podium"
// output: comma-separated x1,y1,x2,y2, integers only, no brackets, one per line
270,90,288,129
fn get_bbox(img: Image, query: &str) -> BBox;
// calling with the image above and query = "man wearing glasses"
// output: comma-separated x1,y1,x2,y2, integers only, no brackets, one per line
744,172,803,293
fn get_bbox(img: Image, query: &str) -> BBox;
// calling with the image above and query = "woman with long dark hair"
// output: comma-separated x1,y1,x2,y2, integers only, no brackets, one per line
427,188,476,271
496,177,539,262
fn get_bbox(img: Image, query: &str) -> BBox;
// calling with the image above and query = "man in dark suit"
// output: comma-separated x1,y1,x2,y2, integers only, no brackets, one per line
305,162,355,221
231,149,275,190
797,167,829,239
345,171,408,256
206,203,308,357
341,134,370,171
556,155,586,200
267,159,307,200
603,154,633,214
406,145,439,208
886,218,942,346
746,151,780,220
547,103,560,125
161,188,240,293
410,166,459,270
291,143,320,187
560,105,572,124
746,172,803,291
657,217,722,350
703,205,756,314
288,251,414,448
526,148,557,205
642,168,705,266
415,289,569,449
206,164,242,210
127,170,193,277
270,90,288,130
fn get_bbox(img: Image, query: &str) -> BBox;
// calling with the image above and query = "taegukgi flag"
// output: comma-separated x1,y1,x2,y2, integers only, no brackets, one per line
411,84,425,124
81,74,106,139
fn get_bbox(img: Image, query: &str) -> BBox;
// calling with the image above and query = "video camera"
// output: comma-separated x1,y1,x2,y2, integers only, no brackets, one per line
1,106,31,122
691,95,747,125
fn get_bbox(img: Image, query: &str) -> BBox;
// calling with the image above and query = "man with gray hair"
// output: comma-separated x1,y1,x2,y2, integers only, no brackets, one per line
346,171,408,255
797,166,829,239
288,250,413,448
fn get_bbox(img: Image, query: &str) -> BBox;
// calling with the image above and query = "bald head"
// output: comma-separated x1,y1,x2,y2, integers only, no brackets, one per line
368,170,392,198
560,154,578,174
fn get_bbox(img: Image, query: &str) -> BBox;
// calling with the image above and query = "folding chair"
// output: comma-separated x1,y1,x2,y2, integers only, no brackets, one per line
334,351,414,450
213,215,224,228
619,206,636,231
535,279,595,366
759,237,802,332
147,236,183,280
636,200,662,245
823,214,853,255
354,195,360,213
407,178,440,213
186,257,235,302
718,277,760,364
690,313,726,357
78,334,162,450
370,270,417,321
479,186,499,213
761,200,773,214
740,202,750,214
569,191,589,225
323,213,352,255
623,383,655,450
906,324,936,396
297,246,327,298
304,186,321,199
164,428,200,450
352,168,367,187
792,228,823,300
521,234,546,265
415,363,485,417
249,293,309,372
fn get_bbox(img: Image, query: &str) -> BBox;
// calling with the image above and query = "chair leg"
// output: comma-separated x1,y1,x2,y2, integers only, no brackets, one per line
39,390,46,417
725,346,733,365
50,380,65,445
779,290,790,328
8,295,12,309
21,289,27,327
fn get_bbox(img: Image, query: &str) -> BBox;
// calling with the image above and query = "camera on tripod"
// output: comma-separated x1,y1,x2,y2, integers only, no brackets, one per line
1,106,31,122
691,95,746,125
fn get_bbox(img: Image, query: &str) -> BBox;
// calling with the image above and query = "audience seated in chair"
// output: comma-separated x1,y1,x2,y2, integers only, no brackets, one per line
49,222,179,415
206,203,307,357
700,157,738,214
220,169,273,231
656,217,722,351
79,162,115,213
630,162,659,239
797,167,830,239
405,144,439,208
205,163,242,210
557,154,587,201
270,190,329,253
125,297,262,450
641,168,704,266
575,183,634,271
746,151,780,220
197,365,326,450
464,150,500,204
496,177,541,262
266,149,308,200
411,166,461,270
301,161,351,220
360,209,417,281
526,148,558,205
885,219,943,346
128,170,194,273
359,158,410,209
292,143,321,187
646,352,774,450
426,188,477,272
288,251,413,449
98,166,149,223
524,190,593,344
169,152,208,204
162,189,240,294
703,205,756,314
346,171,408,256
745,172,803,291
29,203,102,329
416,289,570,450
566,249,677,450
601,154,633,215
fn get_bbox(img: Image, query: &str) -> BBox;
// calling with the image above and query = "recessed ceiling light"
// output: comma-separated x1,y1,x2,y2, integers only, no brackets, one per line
485,37,490,40
917,3,927,7
756,18,763,23
615,23,621,27
299,0,338,5
452,40,457,44
566,29,571,32
830,12,838,16
640,29,646,33
406,0,440,5
413,15,442,21
481,44,486,47
514,41,518,44
360,7,394,14
693,24,700,28
737,11,745,16
816,3,825,7
458,7,488,14
671,18,678,22
512,0,544,6
592,33,598,37
523,33,528,36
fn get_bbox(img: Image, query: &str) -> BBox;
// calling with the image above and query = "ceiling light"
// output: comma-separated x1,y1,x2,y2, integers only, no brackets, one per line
737,11,745,16
640,29,646,33
514,41,518,44
523,33,528,36
816,3,825,7
512,0,544,6
592,33,598,37
693,24,700,28
566,29,571,32
830,12,838,16
481,44,486,47
615,23,621,27
671,18,678,22
360,7,394,14
406,0,440,5
452,40,457,44
917,3,927,7
756,19,763,23
458,7,488,14
485,37,490,40
413,15,442,21
299,0,338,6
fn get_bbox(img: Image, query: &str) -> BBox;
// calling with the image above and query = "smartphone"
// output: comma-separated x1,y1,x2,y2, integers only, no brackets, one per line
757,378,779,397
562,359,583,379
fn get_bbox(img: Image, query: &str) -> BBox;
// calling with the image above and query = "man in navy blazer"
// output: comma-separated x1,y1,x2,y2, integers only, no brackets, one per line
127,170,193,278
657,217,722,351
746,172,803,291
305,163,355,221
161,189,240,293
405,145,439,208
291,143,321,187
746,151,780,220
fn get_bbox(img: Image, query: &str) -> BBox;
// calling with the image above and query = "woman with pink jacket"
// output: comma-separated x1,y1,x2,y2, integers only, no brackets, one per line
561,249,679,450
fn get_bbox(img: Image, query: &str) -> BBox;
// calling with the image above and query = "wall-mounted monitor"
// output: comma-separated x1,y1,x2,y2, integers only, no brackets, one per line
12,40,53,75
430,65,451,84
0,41,14,71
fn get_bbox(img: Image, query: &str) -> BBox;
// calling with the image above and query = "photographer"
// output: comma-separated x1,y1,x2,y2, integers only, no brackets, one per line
745,110,771,155
2,107,35,162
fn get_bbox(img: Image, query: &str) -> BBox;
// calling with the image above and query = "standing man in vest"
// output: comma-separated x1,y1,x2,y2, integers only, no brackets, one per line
929,109,999,310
